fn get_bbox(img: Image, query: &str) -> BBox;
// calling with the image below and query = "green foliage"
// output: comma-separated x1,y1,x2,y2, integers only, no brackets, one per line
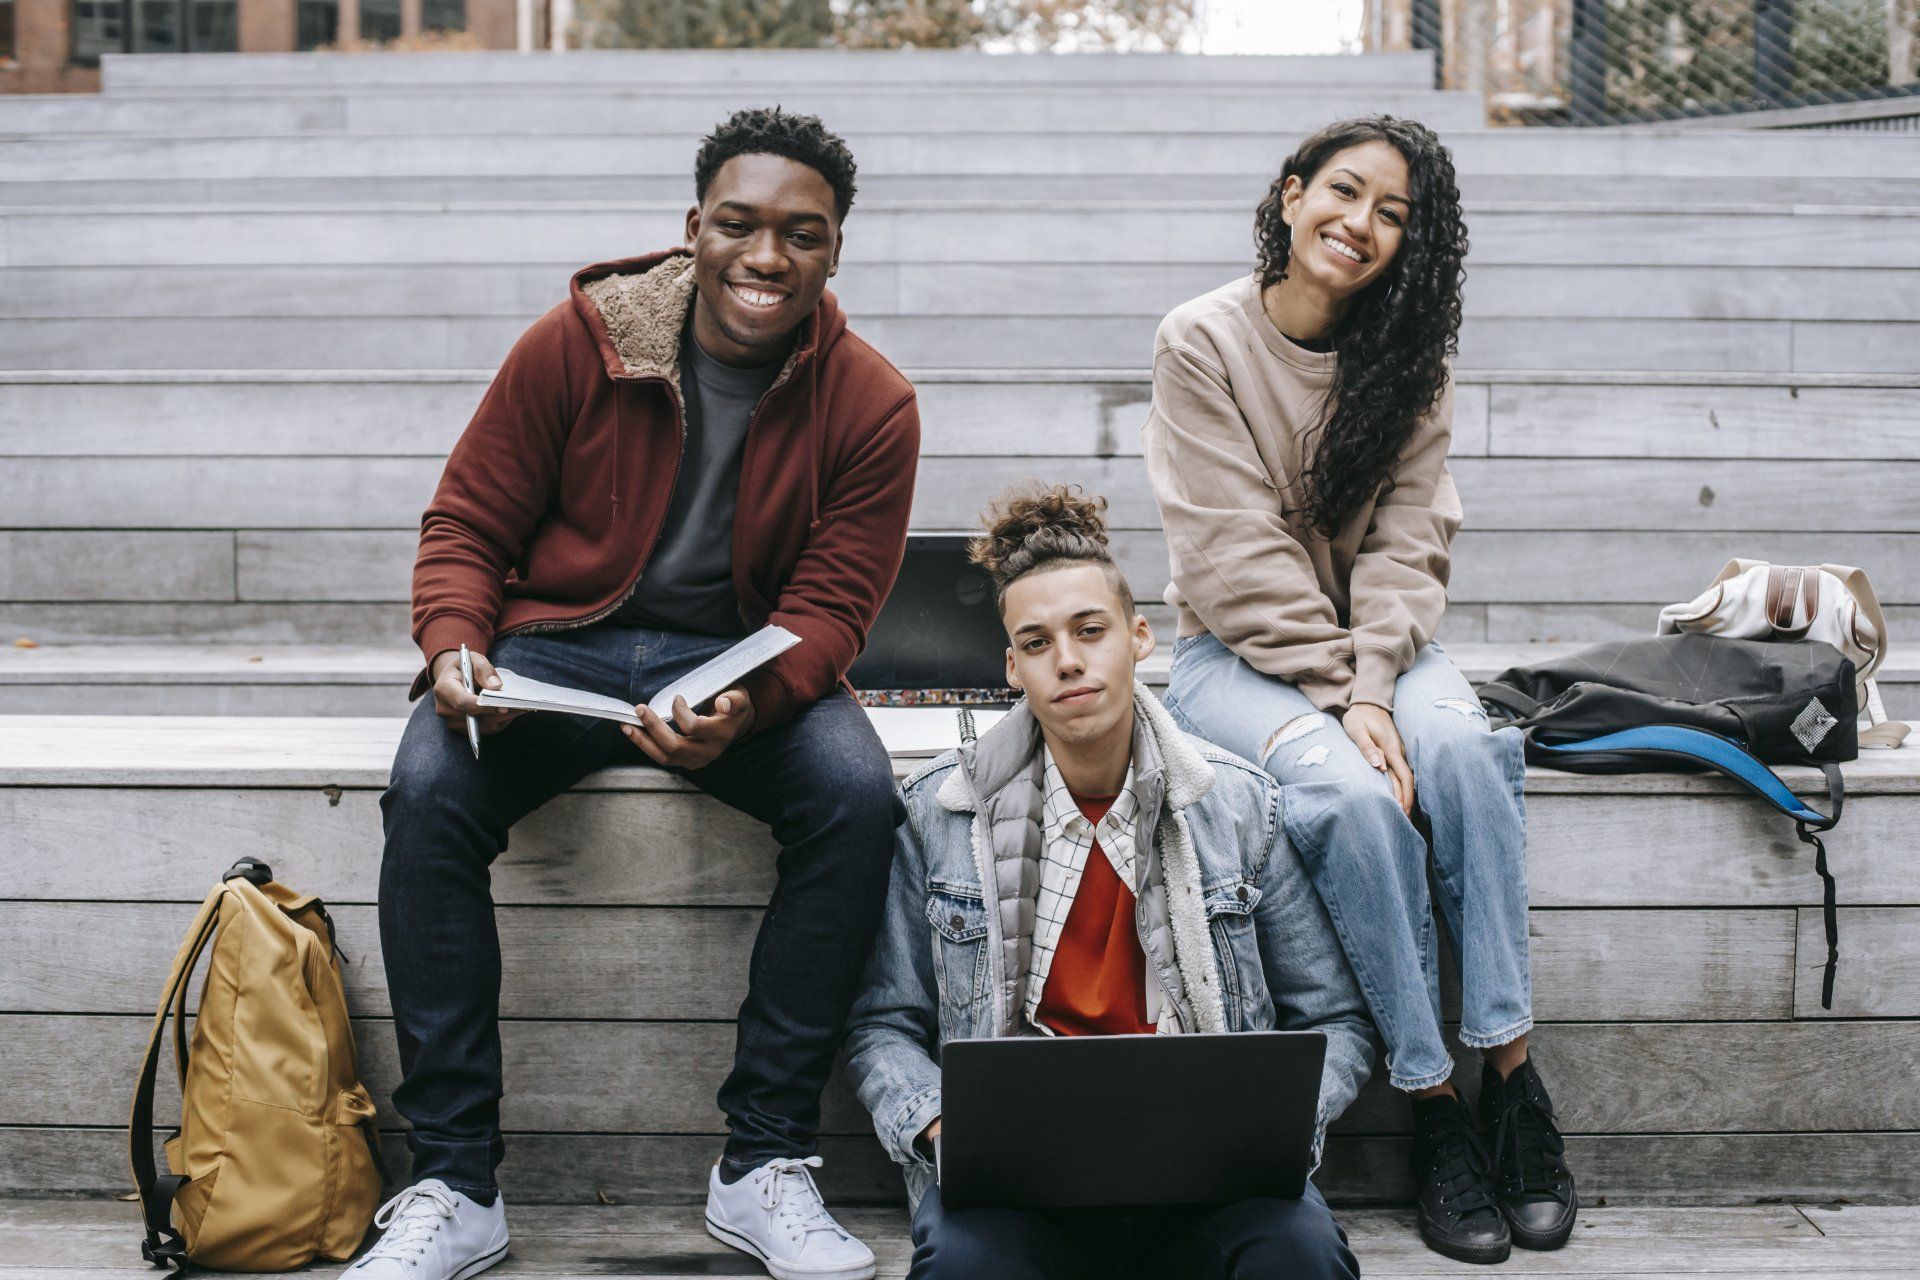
576,0,1192,51
579,0,835,50
1791,0,1891,95
1602,0,1754,112
1598,0,1897,115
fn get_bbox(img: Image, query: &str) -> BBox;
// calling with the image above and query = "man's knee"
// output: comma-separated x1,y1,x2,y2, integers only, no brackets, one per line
1301,769,1408,841
777,706,904,842
910,1210,1054,1280
1218,1194,1358,1280
379,711,501,882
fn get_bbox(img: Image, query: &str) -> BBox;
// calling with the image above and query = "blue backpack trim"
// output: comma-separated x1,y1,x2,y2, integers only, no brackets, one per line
1536,724,1832,824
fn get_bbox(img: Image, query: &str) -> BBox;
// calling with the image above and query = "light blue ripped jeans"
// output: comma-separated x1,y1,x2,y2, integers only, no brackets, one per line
1162,633,1532,1091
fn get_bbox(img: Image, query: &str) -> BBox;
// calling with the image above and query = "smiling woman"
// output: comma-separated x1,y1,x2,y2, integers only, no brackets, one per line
1145,117,1578,1266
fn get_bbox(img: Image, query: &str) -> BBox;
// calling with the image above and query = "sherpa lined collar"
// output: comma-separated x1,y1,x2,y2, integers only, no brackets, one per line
570,249,828,391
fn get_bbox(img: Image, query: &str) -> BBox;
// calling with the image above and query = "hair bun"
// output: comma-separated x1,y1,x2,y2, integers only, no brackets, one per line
968,483,1111,583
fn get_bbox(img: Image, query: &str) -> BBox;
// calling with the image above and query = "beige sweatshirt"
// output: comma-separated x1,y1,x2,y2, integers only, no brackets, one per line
1142,274,1462,712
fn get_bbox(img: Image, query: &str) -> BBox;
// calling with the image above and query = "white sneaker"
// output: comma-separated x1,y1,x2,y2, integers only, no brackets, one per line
705,1157,877,1280
344,1179,510,1280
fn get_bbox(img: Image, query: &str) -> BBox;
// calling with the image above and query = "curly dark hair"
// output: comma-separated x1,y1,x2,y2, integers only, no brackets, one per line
968,483,1135,618
1252,115,1467,539
694,106,858,222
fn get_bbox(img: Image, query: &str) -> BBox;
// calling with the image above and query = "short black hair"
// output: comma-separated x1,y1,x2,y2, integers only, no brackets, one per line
694,107,858,222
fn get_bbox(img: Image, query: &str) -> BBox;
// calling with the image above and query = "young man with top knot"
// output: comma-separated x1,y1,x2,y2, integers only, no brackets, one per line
845,484,1377,1279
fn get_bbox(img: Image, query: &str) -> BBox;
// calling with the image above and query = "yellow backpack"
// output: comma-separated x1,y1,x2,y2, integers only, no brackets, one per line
131,859,385,1271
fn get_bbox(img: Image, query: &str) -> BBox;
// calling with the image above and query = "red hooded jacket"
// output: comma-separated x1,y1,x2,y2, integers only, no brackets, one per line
409,249,920,733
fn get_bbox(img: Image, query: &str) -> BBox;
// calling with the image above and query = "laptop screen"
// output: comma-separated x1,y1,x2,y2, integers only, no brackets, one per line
849,535,1015,703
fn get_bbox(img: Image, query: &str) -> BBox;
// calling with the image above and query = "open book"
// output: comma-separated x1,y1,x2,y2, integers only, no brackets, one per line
478,625,800,726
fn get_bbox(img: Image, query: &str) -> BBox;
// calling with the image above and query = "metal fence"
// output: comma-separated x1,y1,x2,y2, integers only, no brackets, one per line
1371,0,1920,125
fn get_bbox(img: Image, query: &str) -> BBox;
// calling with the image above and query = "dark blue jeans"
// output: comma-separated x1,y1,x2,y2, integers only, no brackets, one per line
378,623,903,1198
909,1181,1359,1280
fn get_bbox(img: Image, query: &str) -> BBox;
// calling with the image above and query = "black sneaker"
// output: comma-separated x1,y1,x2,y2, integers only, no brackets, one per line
1480,1057,1579,1250
1409,1091,1511,1264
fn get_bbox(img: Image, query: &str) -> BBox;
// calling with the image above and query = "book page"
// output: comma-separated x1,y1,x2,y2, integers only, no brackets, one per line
477,670,645,727
647,625,800,717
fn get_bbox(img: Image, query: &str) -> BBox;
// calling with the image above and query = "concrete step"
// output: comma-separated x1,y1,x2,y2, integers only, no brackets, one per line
1,642,1915,719
4,205,1917,372
3,367,1916,647
0,712,1914,1202
2,527,1916,649
5,201,1908,270
6,310,1915,374
9,261,1920,325
97,49,1444,92
5,1201,1914,1274
1,366,1915,648
6,452,1918,535
0,86,1488,137
3,128,1915,183
9,171,1920,207
8,369,1916,461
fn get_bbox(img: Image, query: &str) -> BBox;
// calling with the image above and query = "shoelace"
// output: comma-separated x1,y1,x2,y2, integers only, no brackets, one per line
357,1184,462,1266
1491,1080,1570,1198
1424,1113,1499,1220
755,1157,848,1247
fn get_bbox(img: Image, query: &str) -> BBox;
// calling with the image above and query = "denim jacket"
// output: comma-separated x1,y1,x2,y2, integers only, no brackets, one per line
844,683,1377,1210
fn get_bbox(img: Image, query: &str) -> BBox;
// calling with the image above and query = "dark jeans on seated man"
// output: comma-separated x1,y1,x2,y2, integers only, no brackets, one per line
910,1181,1359,1280
378,622,902,1198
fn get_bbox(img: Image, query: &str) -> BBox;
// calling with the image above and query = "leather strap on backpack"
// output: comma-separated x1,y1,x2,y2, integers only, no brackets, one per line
129,887,225,1271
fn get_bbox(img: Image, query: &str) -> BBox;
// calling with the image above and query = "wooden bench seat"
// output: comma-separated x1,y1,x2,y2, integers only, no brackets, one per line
0,712,1914,1205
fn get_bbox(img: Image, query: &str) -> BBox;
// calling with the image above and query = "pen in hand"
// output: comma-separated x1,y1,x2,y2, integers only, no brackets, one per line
460,644,482,760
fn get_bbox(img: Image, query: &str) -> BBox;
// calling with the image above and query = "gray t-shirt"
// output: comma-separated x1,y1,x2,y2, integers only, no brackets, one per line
613,329,783,636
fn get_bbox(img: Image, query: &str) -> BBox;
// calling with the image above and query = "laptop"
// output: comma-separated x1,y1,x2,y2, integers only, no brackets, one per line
847,535,1014,704
936,1031,1327,1211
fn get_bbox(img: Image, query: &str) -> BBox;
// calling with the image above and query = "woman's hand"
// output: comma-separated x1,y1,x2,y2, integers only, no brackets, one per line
1342,701,1415,816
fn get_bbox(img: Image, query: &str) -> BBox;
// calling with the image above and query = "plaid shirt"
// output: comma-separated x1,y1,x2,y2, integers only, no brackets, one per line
1023,747,1158,1034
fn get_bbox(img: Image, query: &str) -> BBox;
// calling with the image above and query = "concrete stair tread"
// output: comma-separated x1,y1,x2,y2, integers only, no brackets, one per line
0,708,1911,791
96,48,1443,87
12,367,1920,386
11,197,1919,217
3,639,1918,687
7,176,1920,208
4,1199,1913,1277
6,130,1917,186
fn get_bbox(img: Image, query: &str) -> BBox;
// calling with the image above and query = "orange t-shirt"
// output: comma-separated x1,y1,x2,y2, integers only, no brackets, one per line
1034,793,1156,1037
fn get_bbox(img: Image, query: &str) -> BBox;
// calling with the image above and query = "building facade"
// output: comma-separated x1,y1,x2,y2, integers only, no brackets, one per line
0,0,528,92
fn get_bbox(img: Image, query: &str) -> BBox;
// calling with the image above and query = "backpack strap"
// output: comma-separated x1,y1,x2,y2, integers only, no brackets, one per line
1474,682,1543,724
129,886,226,1271
1534,724,1844,1009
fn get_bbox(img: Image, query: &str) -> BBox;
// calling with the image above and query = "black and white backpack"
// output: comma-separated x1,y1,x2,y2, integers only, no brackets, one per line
1476,633,1854,1008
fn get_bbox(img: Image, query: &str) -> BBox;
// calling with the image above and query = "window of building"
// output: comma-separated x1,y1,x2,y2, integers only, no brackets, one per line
70,0,235,62
1,0,16,63
70,0,124,63
131,0,180,51
360,0,400,42
295,0,336,48
191,0,237,50
421,0,463,31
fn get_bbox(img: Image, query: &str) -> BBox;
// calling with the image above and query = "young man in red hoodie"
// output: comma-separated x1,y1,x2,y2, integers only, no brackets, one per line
353,109,917,1280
